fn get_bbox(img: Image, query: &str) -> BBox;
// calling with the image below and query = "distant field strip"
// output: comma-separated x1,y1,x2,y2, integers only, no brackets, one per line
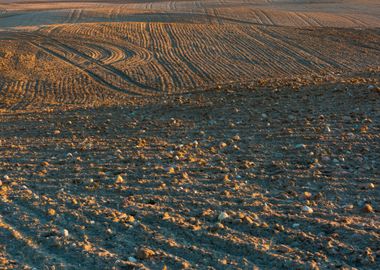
1,1,380,28
0,22,380,109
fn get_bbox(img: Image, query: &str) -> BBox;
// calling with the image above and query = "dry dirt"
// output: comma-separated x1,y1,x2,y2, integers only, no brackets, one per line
0,73,379,269
0,1,380,109
0,1,379,269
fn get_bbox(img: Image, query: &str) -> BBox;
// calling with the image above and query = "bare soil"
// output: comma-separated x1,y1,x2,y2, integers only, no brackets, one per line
0,72,379,269
0,1,379,269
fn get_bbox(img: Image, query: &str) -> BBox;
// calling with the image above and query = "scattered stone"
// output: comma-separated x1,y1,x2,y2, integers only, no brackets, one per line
82,243,92,251
344,204,354,210
368,183,375,189
362,204,373,213
41,161,49,167
181,261,191,269
304,191,312,200
182,172,190,180
219,258,228,265
162,212,171,220
277,244,291,253
274,223,285,231
62,229,69,238
136,247,155,260
219,142,227,149
115,175,124,184
218,212,229,221
128,256,137,263
295,144,306,149
243,216,254,224
47,208,56,216
301,206,313,214
262,204,271,212
209,222,224,232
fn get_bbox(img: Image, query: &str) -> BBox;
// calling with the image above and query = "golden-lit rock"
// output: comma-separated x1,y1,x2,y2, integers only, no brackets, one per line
136,247,155,260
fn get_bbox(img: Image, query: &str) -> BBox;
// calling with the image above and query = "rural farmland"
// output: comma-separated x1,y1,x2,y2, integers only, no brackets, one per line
0,0,379,269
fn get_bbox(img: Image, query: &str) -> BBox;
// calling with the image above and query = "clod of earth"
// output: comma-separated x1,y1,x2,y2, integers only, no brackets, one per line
136,247,155,260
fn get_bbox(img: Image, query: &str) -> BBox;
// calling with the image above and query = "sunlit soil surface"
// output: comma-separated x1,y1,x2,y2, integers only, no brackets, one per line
0,25,379,109
0,73,379,269
0,0,380,109
0,1,379,269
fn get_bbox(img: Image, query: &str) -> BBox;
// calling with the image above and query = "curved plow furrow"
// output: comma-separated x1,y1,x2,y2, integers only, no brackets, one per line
145,23,186,92
1,18,379,108
256,27,350,70
28,35,158,96
267,27,380,70
66,42,126,66
40,23,156,74
164,24,212,84
240,27,325,73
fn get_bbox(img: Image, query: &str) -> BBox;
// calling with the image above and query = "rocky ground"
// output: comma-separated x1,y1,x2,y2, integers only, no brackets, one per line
0,72,379,269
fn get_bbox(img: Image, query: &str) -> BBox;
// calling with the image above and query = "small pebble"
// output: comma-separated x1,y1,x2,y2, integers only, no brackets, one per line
362,204,373,213
63,229,69,238
47,208,56,216
301,206,313,214
41,161,49,167
243,216,254,224
344,204,354,210
304,192,312,200
115,175,124,184
368,183,375,189
182,261,191,269
218,212,229,221
128,256,137,263
219,142,227,148
136,247,155,260
209,222,224,232
295,144,306,149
